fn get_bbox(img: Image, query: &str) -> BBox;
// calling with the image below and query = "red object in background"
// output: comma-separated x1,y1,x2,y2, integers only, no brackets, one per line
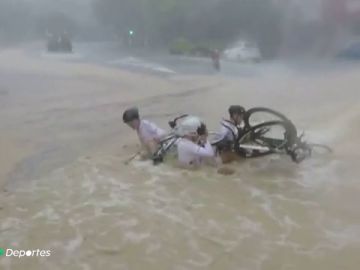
346,0,360,19
323,0,347,23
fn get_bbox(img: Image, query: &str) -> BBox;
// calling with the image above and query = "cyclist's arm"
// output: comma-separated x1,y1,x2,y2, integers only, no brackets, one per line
177,140,214,168
211,126,230,144
149,122,167,138
142,120,167,142
191,141,215,158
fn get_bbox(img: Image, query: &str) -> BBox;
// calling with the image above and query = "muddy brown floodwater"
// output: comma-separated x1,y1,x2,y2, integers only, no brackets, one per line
0,47,359,270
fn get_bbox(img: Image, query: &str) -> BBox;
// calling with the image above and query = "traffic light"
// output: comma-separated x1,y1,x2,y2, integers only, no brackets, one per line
129,30,134,36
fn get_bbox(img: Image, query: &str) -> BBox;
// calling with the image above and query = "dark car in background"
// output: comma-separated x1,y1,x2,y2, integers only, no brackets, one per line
337,42,360,60
47,32,72,53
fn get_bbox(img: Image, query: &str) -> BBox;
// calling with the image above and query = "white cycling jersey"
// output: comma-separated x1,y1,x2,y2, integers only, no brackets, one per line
137,120,166,144
212,119,239,144
177,138,215,166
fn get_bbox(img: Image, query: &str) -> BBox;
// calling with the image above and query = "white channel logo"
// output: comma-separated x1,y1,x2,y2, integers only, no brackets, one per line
3,249,51,258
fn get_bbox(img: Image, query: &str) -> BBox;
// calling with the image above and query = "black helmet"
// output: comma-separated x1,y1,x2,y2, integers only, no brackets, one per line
228,105,246,116
123,107,139,123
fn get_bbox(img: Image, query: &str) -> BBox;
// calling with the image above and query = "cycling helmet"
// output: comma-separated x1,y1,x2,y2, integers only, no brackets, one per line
228,105,246,116
176,116,206,137
123,107,139,123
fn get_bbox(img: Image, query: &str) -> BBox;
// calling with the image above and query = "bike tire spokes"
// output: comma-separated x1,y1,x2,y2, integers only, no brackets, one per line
244,107,291,129
307,143,333,155
237,121,293,158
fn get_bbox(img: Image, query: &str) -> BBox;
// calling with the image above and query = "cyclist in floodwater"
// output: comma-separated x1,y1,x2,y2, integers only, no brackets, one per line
175,116,216,168
123,107,166,159
212,105,246,163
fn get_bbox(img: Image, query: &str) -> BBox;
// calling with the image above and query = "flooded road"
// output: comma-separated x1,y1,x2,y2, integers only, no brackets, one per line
0,44,359,270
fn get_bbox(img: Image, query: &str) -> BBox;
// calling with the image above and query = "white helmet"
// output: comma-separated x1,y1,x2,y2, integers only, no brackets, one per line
175,116,203,137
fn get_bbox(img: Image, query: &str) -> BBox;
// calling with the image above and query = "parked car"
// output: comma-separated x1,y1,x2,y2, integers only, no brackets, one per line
337,42,360,60
47,32,72,53
224,41,261,62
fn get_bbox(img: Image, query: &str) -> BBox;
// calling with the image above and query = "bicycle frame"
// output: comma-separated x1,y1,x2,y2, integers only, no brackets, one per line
152,110,331,165
152,134,179,165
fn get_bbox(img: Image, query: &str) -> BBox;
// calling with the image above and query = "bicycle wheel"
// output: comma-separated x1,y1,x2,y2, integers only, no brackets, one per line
237,121,294,158
308,143,333,154
244,107,291,129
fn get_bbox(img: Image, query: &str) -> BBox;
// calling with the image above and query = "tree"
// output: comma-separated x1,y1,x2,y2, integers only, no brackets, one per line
93,0,284,56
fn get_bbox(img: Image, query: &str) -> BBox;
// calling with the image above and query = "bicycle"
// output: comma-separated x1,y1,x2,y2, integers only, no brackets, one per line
235,107,332,163
152,108,332,165
152,114,189,165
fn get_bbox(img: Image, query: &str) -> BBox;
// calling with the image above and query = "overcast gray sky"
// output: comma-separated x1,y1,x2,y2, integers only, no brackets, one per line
24,0,93,22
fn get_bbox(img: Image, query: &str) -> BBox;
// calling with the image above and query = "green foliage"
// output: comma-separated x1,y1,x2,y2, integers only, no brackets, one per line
169,38,193,55
93,0,284,57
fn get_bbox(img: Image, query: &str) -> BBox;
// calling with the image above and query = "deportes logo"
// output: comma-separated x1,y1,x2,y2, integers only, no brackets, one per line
0,248,51,258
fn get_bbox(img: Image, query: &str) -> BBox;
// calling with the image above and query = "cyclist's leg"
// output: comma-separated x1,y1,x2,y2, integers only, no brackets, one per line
141,139,160,159
213,139,241,164
220,151,241,164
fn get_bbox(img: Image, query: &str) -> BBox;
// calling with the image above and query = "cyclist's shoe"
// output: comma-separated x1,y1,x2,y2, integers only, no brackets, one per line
290,146,310,163
168,114,189,129
168,121,176,129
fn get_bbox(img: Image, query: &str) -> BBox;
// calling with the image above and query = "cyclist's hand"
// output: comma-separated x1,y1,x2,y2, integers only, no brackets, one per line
199,134,208,141
200,129,208,139
199,134,208,144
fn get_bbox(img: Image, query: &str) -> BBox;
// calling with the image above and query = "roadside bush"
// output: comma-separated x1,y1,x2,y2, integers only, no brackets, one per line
169,37,194,55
